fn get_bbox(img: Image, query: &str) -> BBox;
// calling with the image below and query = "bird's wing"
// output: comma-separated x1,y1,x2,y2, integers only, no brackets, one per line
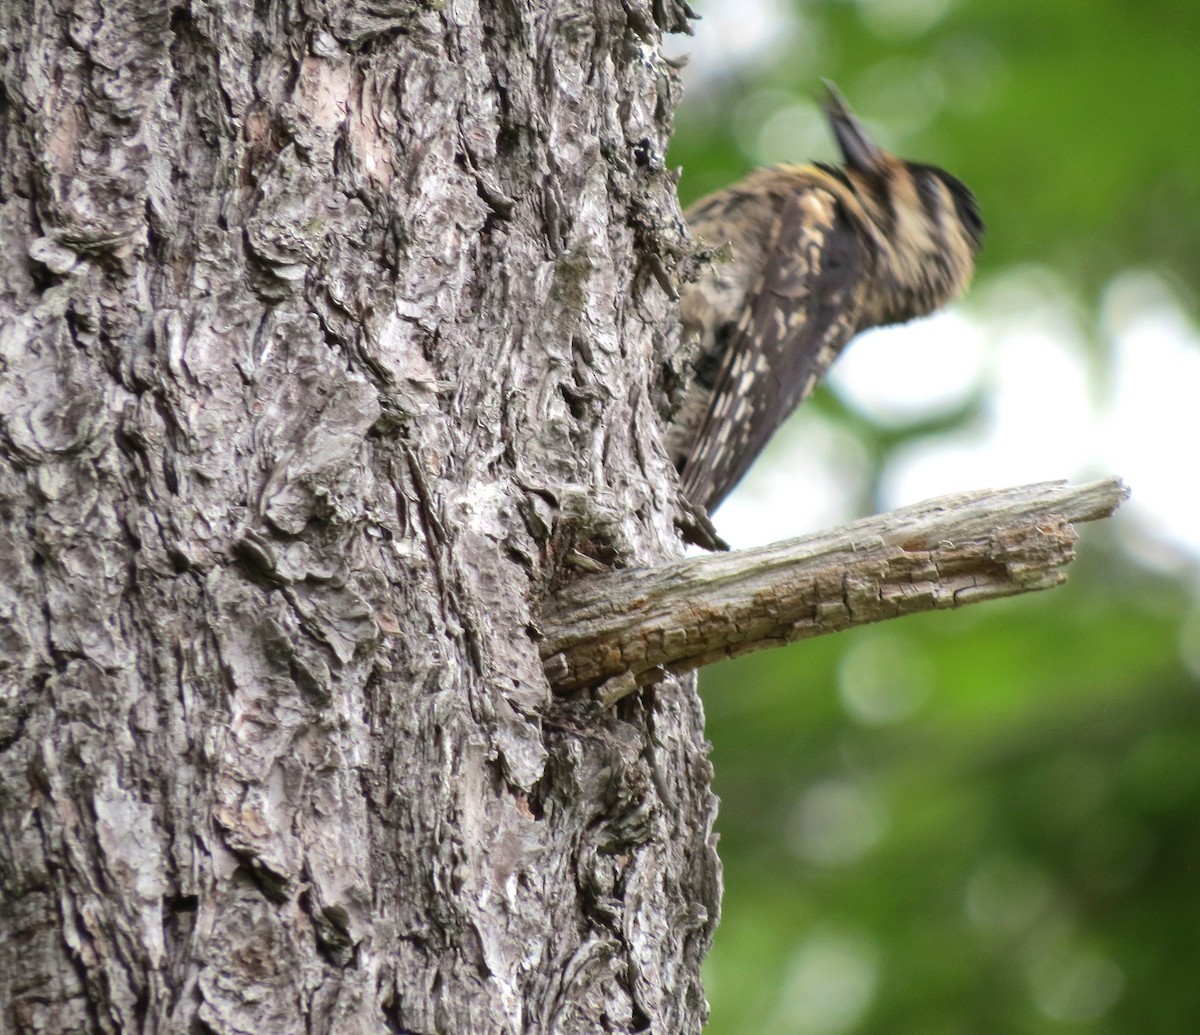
679,191,871,513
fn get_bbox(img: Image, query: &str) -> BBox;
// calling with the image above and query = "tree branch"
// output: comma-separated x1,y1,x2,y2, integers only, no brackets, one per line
541,478,1128,702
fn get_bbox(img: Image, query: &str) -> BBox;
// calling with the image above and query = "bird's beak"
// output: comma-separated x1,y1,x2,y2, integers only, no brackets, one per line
823,81,885,173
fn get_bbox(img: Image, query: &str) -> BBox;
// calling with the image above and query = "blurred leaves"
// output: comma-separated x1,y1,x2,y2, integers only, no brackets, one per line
702,565,1200,1034
672,1,1200,1031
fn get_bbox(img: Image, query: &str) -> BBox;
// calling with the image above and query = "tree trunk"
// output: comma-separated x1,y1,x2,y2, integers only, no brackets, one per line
0,2,719,1032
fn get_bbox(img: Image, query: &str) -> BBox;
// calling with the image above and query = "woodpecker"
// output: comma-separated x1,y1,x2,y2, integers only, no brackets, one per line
668,83,984,516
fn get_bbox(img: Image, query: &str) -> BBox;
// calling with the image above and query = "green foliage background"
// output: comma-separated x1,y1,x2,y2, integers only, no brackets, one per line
672,2,1200,1032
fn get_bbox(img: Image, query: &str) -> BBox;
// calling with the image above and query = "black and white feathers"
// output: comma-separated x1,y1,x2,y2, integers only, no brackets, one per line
669,84,984,515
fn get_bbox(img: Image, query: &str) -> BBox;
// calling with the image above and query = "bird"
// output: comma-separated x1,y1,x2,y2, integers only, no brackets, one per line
667,82,985,518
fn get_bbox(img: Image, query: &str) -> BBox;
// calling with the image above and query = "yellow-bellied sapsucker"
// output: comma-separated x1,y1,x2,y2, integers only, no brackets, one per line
668,83,985,515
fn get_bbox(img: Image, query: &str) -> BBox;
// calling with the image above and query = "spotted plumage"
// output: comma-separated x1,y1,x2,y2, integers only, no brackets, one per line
669,83,984,516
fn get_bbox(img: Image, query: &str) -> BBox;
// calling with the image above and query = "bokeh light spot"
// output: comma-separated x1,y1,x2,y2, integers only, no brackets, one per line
1027,944,1125,1023
856,0,954,39
838,632,934,724
964,855,1053,936
788,779,887,866
770,930,881,1034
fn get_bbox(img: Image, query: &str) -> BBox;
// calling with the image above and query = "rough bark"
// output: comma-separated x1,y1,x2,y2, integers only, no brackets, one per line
542,478,1128,700
0,2,719,1033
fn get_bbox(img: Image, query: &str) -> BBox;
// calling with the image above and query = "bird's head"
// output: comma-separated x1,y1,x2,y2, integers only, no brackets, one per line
821,81,985,321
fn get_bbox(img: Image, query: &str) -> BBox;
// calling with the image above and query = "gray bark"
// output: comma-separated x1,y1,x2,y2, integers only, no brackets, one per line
0,2,719,1033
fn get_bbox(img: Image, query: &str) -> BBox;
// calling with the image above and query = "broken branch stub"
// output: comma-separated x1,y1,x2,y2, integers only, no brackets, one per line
541,478,1128,700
